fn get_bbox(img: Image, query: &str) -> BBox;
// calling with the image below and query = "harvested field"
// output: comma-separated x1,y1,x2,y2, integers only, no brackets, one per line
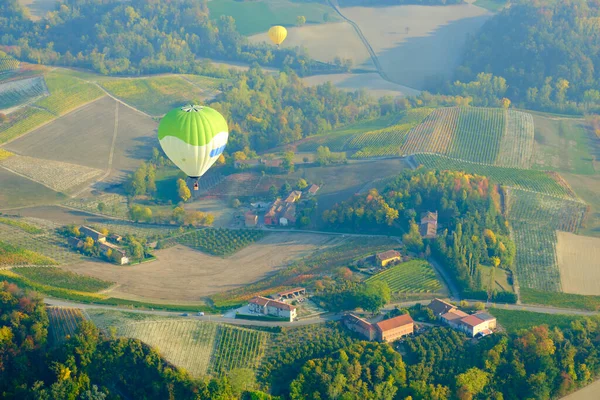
302,73,419,98
64,233,337,301
0,154,103,193
249,22,375,69
12,205,97,225
557,232,600,296
0,168,65,210
341,4,492,89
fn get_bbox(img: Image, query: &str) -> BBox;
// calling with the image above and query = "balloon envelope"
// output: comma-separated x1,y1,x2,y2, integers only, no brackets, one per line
268,25,288,45
158,105,228,178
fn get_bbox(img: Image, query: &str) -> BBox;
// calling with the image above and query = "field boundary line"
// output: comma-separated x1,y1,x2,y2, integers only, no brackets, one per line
0,164,63,193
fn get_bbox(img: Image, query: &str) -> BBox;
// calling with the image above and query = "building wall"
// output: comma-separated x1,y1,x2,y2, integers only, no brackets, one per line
380,256,401,267
379,323,414,342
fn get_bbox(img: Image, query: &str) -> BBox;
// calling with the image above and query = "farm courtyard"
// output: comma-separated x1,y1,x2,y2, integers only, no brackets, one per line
62,233,337,302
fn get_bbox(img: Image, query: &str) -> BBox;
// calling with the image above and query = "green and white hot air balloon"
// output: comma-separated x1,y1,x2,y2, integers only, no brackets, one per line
158,105,228,190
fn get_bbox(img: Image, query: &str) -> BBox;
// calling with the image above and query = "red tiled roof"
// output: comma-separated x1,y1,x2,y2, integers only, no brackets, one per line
345,314,375,332
375,314,414,332
376,250,401,261
460,315,485,328
249,296,270,306
308,184,320,194
419,222,437,238
442,309,468,321
249,296,296,311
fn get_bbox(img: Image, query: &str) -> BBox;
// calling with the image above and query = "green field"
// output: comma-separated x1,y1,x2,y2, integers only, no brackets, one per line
47,307,86,345
0,216,44,234
521,288,600,312
100,75,224,116
413,153,578,199
176,228,266,256
0,106,54,144
208,0,339,36
36,71,104,116
508,189,587,293
365,260,443,295
489,307,590,332
0,241,58,265
12,267,114,292
87,310,271,377
532,115,596,175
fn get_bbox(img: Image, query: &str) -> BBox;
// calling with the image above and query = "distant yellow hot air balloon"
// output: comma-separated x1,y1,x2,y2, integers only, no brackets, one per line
268,25,287,46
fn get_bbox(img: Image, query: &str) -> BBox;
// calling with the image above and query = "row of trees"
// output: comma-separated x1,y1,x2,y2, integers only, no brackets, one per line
322,168,516,294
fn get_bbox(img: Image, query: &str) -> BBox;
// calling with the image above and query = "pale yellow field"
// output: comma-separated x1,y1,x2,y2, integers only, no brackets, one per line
64,233,336,302
249,22,375,69
303,73,420,98
562,378,600,400
341,4,492,88
557,231,600,295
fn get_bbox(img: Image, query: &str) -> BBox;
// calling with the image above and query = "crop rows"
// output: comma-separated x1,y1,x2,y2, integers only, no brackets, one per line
451,107,505,164
0,76,49,110
209,325,270,376
116,320,218,376
0,216,44,234
177,228,266,256
63,193,130,219
401,107,460,157
47,307,86,345
36,72,104,116
92,220,180,239
507,188,587,292
0,106,54,145
413,153,578,199
366,260,443,293
497,110,535,168
1,154,103,192
0,240,58,266
0,57,20,72
12,266,113,292
0,223,80,265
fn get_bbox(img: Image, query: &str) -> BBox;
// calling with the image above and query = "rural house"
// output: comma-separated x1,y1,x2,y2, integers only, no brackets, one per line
375,314,415,342
277,287,306,300
265,196,298,227
419,211,438,239
99,241,129,265
285,190,302,204
68,237,83,249
264,199,284,225
376,250,402,267
108,233,122,243
441,309,469,325
428,298,457,316
80,226,106,243
248,296,297,321
306,184,320,196
245,211,258,227
435,300,498,337
343,313,377,341
279,203,297,226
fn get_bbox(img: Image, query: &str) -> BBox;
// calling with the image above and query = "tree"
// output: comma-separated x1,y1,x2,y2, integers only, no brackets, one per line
97,202,106,213
403,222,424,253
83,237,94,252
172,206,185,224
0,113,8,123
228,368,257,395
296,16,306,26
177,179,191,202
269,185,279,200
359,281,391,313
146,164,156,194
302,156,309,163
280,182,292,197
282,151,295,173
456,368,489,400
296,178,308,190
501,98,511,109
100,228,109,236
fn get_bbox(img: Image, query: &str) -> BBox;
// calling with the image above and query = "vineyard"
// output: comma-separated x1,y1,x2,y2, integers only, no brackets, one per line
47,307,86,345
0,76,48,110
0,216,44,234
0,106,54,144
91,220,181,239
35,71,104,116
12,267,113,292
0,240,57,265
176,228,267,256
400,107,534,168
365,260,443,294
0,154,103,192
63,193,130,219
412,153,578,199
208,324,270,376
0,57,20,73
0,223,81,265
100,75,222,116
507,188,587,292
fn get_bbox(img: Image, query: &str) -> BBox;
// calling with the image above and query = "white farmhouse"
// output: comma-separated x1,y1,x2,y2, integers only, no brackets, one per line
248,296,297,321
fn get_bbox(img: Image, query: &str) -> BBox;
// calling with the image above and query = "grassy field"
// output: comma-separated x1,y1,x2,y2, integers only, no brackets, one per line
0,168,66,210
0,241,57,265
478,264,514,293
100,75,223,116
521,288,600,312
532,115,596,175
47,307,86,345
401,107,534,168
36,71,105,116
0,216,44,234
88,309,271,377
489,307,589,333
175,229,267,256
302,73,420,99
556,232,600,296
0,106,54,145
12,267,113,292
365,260,443,295
508,189,587,293
209,0,339,36
413,153,578,199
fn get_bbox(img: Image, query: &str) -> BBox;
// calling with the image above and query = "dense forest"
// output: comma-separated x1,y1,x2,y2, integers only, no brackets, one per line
323,169,516,295
456,0,600,113
0,282,272,399
0,0,343,76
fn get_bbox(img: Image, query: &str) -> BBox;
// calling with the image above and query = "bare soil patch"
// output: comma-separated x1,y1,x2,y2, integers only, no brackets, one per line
341,4,491,89
14,205,102,225
249,22,375,69
63,233,336,302
303,73,420,98
557,231,600,295
0,169,65,210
